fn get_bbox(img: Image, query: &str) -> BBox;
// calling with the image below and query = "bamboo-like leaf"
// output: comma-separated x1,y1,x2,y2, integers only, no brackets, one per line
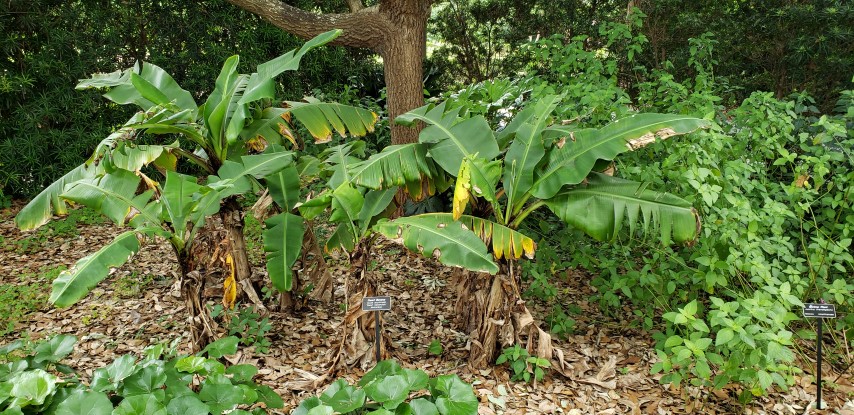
61,169,160,228
545,173,700,245
397,102,499,176
286,100,378,143
50,231,142,307
239,30,342,104
374,215,499,274
532,114,710,199
264,212,305,292
349,143,433,190
15,164,100,231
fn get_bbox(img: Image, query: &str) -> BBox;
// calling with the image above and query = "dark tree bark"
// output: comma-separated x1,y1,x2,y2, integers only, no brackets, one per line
224,0,430,145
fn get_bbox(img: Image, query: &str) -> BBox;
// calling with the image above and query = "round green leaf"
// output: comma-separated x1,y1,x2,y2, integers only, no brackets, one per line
112,394,166,415
55,390,112,415
165,395,209,415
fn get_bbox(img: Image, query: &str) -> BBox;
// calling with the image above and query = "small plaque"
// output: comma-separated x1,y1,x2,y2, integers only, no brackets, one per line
362,296,392,311
803,303,836,318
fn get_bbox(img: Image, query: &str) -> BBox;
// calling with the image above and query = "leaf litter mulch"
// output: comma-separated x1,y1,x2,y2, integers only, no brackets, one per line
1,204,852,415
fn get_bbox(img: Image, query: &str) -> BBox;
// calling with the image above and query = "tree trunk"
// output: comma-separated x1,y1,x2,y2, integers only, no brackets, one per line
220,198,267,310
334,239,387,369
178,257,217,352
454,263,557,369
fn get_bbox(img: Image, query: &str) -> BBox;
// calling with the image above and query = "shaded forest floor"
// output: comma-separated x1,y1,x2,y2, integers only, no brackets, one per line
1,204,852,414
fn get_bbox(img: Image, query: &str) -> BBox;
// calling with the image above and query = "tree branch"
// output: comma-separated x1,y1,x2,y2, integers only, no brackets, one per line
225,0,391,50
346,0,363,12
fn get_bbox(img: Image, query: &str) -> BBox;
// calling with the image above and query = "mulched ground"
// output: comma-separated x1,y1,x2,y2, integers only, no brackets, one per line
1,203,852,414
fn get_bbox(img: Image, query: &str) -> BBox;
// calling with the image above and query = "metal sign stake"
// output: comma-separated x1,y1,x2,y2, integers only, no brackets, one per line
362,296,391,365
803,302,836,410
817,316,823,410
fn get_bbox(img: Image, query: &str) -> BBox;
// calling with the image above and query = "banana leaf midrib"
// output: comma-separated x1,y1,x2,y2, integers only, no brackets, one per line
557,186,693,209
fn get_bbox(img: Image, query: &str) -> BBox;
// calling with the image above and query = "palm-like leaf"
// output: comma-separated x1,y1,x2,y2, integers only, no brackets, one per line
545,173,700,245
50,231,142,307
375,215,499,274
531,114,710,199
264,212,305,292
396,102,499,176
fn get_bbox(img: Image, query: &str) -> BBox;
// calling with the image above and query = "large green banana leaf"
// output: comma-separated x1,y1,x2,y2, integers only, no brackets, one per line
325,184,364,252
239,29,342,105
61,169,160,228
264,212,305,292
374,215,499,274
357,188,397,236
77,61,197,112
545,173,700,245
396,102,499,176
14,164,99,231
286,99,379,143
322,141,366,189
50,230,142,307
531,113,710,199
240,107,298,149
266,164,301,211
349,143,433,190
413,213,535,261
111,142,179,173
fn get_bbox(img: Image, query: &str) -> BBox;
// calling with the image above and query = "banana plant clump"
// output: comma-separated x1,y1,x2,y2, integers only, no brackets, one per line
13,30,379,351
345,95,711,367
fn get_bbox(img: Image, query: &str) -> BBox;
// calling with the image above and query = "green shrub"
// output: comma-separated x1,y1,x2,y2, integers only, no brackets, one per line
496,344,550,383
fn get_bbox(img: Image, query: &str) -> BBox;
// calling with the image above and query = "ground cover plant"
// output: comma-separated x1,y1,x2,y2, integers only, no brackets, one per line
0,335,284,414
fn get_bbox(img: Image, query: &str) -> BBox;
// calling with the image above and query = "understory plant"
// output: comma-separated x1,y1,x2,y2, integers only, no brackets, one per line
0,335,282,414
293,360,478,415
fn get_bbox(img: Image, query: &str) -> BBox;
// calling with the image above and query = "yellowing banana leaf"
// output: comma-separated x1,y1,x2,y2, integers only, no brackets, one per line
374,215,499,274
412,213,535,260
545,173,700,245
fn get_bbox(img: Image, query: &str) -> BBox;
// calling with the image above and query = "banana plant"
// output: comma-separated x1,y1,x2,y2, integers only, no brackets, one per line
14,31,381,349
367,95,710,367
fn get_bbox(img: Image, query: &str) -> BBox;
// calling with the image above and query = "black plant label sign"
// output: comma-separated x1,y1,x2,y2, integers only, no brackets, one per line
803,303,836,318
362,296,392,311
